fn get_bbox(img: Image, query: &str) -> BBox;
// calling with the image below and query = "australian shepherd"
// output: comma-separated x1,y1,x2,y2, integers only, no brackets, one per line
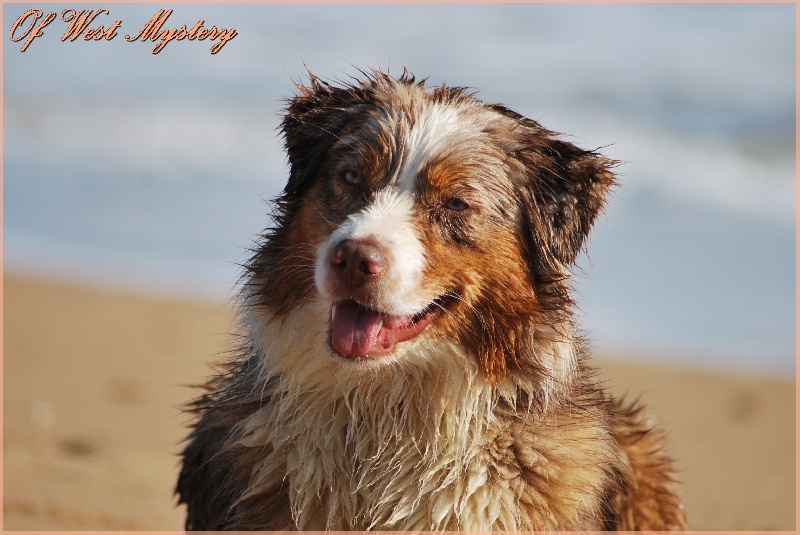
176,70,686,530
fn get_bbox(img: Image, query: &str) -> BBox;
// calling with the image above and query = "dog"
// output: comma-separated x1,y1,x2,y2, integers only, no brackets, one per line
176,69,686,530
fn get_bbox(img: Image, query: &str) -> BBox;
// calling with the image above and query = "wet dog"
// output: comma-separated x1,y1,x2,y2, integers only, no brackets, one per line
176,70,686,530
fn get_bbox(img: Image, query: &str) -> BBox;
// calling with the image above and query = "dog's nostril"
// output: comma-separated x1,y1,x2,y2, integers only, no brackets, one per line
331,243,348,267
359,247,386,275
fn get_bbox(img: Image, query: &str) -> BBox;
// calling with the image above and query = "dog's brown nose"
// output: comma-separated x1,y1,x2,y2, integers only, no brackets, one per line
330,238,387,290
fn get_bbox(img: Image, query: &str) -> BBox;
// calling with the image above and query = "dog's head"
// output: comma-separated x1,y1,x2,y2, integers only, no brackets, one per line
247,70,614,384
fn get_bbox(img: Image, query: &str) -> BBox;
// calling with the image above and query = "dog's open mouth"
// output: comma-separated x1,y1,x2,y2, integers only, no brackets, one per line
329,297,448,359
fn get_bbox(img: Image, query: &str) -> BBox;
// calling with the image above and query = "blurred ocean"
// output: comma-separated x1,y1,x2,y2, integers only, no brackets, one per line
4,4,795,375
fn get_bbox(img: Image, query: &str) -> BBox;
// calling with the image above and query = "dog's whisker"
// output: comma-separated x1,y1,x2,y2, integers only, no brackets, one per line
306,199,339,231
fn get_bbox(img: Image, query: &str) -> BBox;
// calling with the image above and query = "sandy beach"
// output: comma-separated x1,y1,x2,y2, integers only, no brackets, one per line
3,272,795,530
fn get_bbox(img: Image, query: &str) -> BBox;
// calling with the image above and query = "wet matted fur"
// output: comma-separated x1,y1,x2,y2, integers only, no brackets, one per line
176,70,686,530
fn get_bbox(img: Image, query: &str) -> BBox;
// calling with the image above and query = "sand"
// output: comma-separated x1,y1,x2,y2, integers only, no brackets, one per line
3,272,796,530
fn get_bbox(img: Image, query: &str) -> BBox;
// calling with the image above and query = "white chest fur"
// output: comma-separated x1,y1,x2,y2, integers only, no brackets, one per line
233,302,612,530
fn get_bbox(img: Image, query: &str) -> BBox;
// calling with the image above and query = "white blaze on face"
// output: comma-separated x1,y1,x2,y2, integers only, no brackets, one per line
315,188,426,315
315,103,461,316
394,104,461,192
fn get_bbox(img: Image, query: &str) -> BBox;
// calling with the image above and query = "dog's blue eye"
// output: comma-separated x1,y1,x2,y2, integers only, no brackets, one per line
445,198,468,211
343,170,360,185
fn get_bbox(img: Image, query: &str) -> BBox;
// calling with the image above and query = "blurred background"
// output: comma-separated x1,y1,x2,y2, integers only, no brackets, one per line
5,3,796,375
3,3,796,530
5,3,794,375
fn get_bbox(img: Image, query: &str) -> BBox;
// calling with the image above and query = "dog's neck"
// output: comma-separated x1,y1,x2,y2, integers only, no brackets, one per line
234,299,582,529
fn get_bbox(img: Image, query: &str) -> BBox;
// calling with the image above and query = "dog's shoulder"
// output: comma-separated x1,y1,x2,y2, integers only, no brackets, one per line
603,395,688,529
492,366,686,530
176,353,293,530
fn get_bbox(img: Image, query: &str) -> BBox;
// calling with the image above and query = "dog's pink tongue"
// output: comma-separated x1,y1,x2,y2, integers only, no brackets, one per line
331,301,388,357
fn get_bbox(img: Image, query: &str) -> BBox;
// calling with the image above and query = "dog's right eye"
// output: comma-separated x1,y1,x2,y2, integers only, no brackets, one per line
342,169,360,185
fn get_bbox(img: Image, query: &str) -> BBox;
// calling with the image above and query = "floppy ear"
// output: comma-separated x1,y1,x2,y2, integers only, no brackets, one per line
515,128,616,269
280,74,364,197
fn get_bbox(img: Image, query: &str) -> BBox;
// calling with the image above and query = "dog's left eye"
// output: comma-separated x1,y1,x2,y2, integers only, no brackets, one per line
342,169,360,185
444,198,468,211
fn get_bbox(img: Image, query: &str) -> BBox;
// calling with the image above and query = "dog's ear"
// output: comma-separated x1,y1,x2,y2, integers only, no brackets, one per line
513,123,616,269
280,74,364,197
